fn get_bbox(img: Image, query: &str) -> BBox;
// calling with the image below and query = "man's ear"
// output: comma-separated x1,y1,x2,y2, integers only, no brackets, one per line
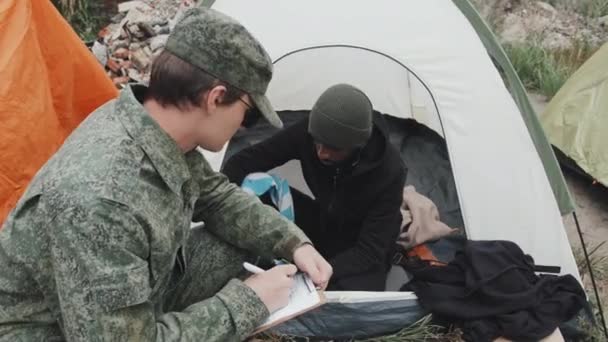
203,85,228,112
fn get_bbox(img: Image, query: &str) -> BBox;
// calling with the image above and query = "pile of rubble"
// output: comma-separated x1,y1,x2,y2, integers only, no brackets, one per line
91,0,200,88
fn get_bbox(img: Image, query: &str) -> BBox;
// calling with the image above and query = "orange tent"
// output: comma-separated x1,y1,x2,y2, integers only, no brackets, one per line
0,0,118,224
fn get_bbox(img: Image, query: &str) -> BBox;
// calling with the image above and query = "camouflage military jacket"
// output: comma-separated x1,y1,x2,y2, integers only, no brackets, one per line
0,85,309,341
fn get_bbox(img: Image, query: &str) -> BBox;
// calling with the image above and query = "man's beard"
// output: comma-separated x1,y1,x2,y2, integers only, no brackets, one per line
319,159,342,168
319,149,362,169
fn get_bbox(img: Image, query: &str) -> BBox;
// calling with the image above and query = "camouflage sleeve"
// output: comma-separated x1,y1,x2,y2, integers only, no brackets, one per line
49,199,268,341
191,152,310,260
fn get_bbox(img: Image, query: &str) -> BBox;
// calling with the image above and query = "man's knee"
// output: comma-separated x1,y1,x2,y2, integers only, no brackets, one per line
165,227,251,311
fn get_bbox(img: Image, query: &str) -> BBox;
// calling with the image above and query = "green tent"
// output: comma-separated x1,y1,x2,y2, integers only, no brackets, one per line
540,42,608,187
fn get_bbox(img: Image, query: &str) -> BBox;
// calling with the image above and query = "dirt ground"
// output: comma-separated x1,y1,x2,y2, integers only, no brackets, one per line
561,168,608,337
529,95,607,337
562,169,608,252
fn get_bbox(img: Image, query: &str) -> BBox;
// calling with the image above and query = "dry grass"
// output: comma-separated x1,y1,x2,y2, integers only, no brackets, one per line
574,241,608,340
249,315,463,342
356,316,462,342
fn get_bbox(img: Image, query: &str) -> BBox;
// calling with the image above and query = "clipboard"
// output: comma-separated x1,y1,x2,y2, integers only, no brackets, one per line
252,272,326,335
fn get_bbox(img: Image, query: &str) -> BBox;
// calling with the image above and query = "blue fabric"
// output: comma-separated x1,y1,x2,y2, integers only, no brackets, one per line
241,172,295,222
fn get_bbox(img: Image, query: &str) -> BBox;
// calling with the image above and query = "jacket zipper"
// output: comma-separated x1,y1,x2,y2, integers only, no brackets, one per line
329,167,341,214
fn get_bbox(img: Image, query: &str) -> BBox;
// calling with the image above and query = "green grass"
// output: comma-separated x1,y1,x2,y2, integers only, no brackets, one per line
470,0,604,98
578,0,608,18
547,0,608,18
504,39,597,98
52,0,112,42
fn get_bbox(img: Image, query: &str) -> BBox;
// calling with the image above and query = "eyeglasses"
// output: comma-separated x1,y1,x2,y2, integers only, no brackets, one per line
238,97,261,128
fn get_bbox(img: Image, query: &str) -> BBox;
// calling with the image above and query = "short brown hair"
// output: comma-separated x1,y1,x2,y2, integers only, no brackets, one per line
146,50,244,110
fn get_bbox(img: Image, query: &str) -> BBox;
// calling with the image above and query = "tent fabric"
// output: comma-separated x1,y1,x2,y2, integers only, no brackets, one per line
384,116,464,229
208,0,579,280
201,0,574,216
540,42,608,187
270,291,424,339
225,111,464,231
0,0,118,224
452,0,575,215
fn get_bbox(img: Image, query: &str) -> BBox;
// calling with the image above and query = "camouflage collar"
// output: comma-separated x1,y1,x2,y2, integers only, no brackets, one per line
116,85,191,196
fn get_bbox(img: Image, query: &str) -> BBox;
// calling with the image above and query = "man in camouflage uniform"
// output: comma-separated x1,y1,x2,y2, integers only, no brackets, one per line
0,7,332,342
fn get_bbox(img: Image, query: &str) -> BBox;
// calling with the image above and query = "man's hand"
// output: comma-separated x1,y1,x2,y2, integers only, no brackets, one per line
293,244,333,290
244,265,297,313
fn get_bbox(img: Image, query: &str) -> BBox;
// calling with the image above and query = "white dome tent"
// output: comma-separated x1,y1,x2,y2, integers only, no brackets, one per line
202,0,578,277
196,0,586,338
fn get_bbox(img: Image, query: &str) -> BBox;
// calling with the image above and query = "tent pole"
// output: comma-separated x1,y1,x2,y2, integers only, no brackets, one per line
573,211,608,339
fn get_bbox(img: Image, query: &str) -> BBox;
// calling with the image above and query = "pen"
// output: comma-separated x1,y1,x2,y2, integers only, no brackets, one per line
273,258,290,265
243,262,266,274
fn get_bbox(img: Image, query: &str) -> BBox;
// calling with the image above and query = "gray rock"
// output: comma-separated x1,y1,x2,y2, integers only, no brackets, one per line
128,68,144,83
148,34,169,52
535,2,557,16
127,24,146,40
129,42,143,51
138,22,157,37
110,12,126,24
131,49,152,71
118,1,150,13
148,19,169,27
153,25,171,35
112,8,151,40
119,29,128,40
142,46,153,57
110,39,129,51
91,41,108,66
499,13,528,44
153,48,163,59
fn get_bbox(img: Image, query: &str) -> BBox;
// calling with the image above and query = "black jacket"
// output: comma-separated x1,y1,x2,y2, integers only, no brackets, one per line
404,240,586,341
222,114,406,288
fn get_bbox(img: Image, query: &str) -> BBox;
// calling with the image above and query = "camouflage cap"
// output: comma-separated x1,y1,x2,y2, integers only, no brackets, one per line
165,7,282,128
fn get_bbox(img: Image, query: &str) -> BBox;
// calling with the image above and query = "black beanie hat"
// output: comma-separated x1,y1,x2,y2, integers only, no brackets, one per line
308,84,373,149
